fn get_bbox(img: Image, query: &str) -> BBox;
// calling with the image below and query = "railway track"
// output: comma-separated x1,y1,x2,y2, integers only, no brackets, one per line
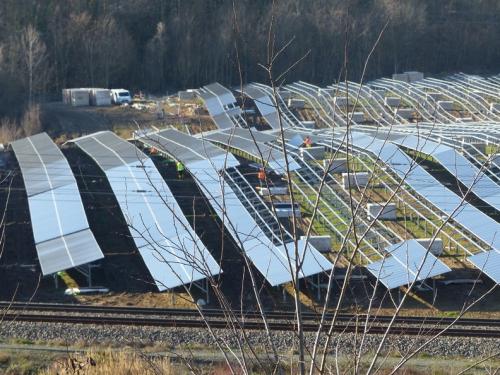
1,301,499,329
2,302,500,337
1,311,499,338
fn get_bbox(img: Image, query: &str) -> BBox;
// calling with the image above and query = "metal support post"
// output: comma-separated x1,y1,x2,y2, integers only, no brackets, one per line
317,274,321,301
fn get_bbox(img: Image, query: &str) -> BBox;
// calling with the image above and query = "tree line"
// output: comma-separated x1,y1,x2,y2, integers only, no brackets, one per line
0,0,500,120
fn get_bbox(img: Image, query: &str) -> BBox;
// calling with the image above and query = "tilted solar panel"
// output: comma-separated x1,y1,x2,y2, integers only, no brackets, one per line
366,240,451,289
72,131,221,291
11,133,104,275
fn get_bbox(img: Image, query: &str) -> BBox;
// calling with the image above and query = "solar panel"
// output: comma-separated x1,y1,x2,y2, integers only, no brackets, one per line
392,134,500,211
468,250,500,283
138,128,239,170
243,85,282,129
11,133,104,275
198,90,235,129
198,90,224,116
212,113,236,129
36,229,103,274
204,83,237,108
12,133,75,196
204,129,300,172
72,131,221,291
366,240,451,289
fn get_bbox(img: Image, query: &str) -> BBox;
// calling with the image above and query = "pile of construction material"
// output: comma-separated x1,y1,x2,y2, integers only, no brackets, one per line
62,88,112,107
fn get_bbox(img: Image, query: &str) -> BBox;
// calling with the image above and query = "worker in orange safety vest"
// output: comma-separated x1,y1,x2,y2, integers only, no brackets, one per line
257,167,266,188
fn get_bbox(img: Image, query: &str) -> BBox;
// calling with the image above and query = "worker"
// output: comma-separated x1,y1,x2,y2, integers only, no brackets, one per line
176,161,185,179
257,167,266,188
303,136,313,148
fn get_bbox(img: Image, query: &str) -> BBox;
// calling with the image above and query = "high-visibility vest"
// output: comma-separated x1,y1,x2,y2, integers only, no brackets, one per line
176,161,185,172
257,169,266,180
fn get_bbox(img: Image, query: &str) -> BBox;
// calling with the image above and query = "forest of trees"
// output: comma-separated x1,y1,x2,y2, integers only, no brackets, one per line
1,0,500,120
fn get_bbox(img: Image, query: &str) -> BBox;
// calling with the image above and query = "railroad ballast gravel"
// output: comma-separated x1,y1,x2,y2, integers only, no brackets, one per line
0,321,498,358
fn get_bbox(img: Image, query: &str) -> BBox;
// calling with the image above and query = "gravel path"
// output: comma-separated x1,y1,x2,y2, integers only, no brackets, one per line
1,321,498,358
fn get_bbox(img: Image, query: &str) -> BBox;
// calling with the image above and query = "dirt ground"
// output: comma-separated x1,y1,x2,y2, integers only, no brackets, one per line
40,100,216,142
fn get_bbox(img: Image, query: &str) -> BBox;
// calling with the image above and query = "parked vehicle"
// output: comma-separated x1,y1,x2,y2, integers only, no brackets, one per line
111,89,132,104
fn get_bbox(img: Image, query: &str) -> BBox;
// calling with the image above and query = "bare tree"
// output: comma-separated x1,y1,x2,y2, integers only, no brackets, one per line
19,25,48,105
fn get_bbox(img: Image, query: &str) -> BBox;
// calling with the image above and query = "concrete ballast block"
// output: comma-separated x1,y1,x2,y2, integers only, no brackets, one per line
300,235,331,253
371,89,386,97
367,203,397,220
384,97,401,107
438,101,454,111
259,186,288,196
324,158,348,173
425,92,441,102
319,88,334,96
300,146,325,161
348,112,364,123
288,98,305,109
395,108,413,119
334,96,348,107
275,202,301,218
342,172,369,189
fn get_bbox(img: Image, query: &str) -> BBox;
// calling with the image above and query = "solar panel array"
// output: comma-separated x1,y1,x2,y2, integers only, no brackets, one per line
72,131,220,290
204,128,300,173
342,131,500,283
137,128,333,286
11,133,104,275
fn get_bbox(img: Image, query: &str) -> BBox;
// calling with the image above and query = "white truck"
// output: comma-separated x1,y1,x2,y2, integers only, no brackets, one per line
110,89,132,105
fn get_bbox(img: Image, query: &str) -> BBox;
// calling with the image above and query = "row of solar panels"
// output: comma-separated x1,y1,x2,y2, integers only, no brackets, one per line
171,125,500,286
136,128,453,289
10,129,459,291
9,131,330,290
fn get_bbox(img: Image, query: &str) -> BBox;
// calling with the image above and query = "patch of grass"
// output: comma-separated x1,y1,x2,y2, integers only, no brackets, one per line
57,271,78,289
40,350,174,375
0,351,56,375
